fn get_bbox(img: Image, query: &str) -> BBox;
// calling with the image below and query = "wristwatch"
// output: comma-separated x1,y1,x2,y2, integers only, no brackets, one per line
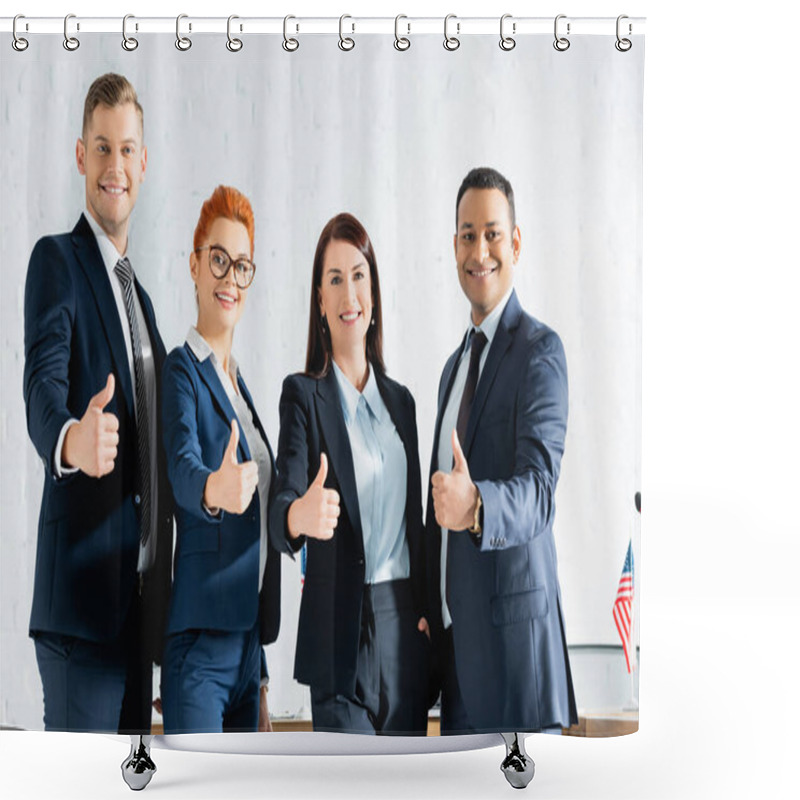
468,491,483,535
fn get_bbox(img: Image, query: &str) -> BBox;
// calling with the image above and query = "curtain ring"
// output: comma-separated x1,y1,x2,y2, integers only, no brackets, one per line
12,15,29,52
226,15,243,52
176,14,192,51
443,14,460,51
282,15,299,52
615,15,632,52
122,14,138,51
394,15,410,51
553,14,570,52
499,14,515,51
339,14,355,51
63,14,80,51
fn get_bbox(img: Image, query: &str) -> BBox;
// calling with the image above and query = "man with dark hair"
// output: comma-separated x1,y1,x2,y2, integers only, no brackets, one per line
427,166,578,733
23,73,172,733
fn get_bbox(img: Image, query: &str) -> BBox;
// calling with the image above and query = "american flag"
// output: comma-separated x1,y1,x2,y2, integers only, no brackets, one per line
613,541,635,673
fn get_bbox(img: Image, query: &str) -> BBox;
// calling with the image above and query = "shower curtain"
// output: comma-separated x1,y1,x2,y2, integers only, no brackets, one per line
0,21,643,739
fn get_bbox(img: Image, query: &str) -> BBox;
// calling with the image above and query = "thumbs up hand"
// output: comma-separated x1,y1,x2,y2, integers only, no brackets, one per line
203,420,259,514
431,429,479,531
62,373,120,478
287,453,340,541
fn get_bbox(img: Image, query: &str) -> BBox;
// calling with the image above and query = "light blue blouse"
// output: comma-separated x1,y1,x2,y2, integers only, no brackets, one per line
332,361,409,585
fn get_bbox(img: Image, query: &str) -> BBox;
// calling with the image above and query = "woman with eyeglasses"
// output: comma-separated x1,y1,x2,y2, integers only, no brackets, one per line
269,213,429,735
160,185,280,733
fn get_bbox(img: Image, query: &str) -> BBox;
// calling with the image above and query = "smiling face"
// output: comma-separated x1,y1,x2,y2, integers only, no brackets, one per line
76,102,146,253
190,217,252,337
454,187,521,325
317,238,373,360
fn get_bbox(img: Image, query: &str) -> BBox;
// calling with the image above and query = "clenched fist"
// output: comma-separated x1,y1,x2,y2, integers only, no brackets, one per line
203,420,259,514
287,453,340,540
62,373,119,478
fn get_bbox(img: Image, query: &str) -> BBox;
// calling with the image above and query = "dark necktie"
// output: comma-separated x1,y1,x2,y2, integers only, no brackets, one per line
114,257,151,548
456,330,488,445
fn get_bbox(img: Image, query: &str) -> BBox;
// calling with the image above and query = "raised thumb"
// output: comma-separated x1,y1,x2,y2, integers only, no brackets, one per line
89,373,115,411
452,429,468,473
225,420,240,465
312,453,328,488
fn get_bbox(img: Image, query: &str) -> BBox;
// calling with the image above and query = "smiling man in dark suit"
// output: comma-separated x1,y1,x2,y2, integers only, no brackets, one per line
23,74,171,733
428,167,578,734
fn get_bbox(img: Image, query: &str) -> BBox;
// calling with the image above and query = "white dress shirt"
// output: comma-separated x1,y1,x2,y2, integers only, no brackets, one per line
333,361,410,585
437,286,513,628
186,327,271,592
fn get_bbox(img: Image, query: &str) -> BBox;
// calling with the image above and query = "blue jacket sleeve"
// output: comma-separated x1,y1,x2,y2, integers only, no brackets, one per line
23,238,78,476
161,352,220,524
475,333,568,552
268,375,312,558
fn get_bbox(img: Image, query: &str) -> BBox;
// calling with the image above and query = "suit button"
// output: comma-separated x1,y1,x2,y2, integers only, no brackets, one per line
358,559,364,566
134,494,141,506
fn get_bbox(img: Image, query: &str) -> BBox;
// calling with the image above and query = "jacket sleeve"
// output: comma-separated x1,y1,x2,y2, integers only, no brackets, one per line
23,237,78,477
161,352,221,523
268,375,312,558
475,332,568,552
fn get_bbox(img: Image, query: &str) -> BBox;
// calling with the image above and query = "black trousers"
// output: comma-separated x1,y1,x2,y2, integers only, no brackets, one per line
311,578,429,735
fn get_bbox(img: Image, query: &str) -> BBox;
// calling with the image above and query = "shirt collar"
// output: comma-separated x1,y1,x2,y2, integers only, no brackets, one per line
185,326,239,380
84,209,127,275
465,285,514,353
332,360,385,425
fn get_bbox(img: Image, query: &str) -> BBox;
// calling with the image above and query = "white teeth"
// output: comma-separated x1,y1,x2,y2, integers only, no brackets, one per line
216,292,236,303
471,268,495,277
341,312,360,322
102,186,125,195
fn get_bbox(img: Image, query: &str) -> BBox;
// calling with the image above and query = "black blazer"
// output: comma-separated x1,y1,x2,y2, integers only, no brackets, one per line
269,367,425,696
23,214,173,663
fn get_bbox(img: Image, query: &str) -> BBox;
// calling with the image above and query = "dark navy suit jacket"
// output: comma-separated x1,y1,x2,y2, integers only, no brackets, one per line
269,368,425,696
426,290,578,732
23,214,173,662
161,344,280,645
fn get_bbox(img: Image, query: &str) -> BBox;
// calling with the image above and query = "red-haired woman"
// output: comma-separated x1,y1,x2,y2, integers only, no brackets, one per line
269,213,429,734
160,186,280,733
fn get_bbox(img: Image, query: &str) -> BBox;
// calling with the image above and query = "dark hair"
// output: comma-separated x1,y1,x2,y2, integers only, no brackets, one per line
305,213,385,378
82,73,143,138
455,166,516,230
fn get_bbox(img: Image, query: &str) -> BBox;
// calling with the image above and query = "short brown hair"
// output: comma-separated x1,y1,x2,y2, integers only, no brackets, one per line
193,185,255,259
305,213,385,378
82,73,143,137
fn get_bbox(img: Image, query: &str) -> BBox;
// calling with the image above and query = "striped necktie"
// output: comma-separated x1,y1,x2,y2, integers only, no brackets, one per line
113,257,152,547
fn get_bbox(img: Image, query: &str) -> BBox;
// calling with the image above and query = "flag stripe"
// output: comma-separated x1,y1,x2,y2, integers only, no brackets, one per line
613,541,635,674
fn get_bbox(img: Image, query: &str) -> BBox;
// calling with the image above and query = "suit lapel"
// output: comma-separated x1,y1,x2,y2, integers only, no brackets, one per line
134,280,166,369
463,291,522,457
193,350,252,463
428,333,467,479
239,374,277,489
375,372,411,460
72,215,134,420
316,370,363,549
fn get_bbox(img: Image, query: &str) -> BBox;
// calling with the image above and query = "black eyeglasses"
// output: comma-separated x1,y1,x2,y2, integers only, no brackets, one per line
195,244,256,289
